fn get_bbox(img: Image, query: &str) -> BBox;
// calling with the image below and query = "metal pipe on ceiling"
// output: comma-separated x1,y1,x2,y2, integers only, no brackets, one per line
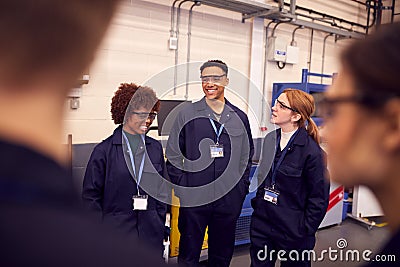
307,28,314,76
321,33,334,84
185,1,201,100
199,0,367,38
271,21,288,36
173,0,190,95
392,0,397,23
277,0,368,30
170,0,180,38
351,0,368,6
289,0,296,15
291,25,304,46
376,0,383,28
366,0,378,35
260,20,277,129
278,0,284,11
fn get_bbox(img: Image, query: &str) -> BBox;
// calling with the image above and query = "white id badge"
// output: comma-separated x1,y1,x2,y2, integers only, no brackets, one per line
210,144,224,158
132,195,148,210
264,187,280,205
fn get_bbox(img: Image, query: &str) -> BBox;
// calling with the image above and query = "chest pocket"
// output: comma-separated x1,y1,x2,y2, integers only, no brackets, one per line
224,127,244,137
143,161,162,174
278,165,302,178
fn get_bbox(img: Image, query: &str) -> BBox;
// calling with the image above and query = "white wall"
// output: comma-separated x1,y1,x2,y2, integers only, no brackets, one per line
63,0,370,143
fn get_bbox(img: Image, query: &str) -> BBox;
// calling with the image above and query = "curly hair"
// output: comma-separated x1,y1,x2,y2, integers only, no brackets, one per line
111,83,160,124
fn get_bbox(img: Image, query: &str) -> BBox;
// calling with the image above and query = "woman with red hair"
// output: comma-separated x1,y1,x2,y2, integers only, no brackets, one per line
250,89,330,267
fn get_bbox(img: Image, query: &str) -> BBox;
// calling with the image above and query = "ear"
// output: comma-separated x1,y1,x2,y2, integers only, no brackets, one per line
291,113,301,123
224,77,229,86
382,99,400,152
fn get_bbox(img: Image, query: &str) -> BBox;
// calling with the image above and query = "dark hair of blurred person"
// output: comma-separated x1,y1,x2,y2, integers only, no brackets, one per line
0,1,167,266
323,22,400,267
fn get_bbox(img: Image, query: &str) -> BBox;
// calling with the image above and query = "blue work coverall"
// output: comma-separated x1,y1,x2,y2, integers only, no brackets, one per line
166,97,254,267
82,125,168,254
250,127,330,267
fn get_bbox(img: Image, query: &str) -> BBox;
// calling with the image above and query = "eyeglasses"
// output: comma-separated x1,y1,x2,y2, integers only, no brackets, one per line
131,112,157,120
318,92,400,119
200,74,226,83
274,99,298,113
317,95,383,118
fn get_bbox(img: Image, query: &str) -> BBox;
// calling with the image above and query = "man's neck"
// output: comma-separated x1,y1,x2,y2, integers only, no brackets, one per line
206,97,225,114
0,87,68,165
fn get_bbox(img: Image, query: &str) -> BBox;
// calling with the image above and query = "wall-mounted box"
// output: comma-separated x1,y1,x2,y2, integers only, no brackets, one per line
286,45,299,64
267,36,287,62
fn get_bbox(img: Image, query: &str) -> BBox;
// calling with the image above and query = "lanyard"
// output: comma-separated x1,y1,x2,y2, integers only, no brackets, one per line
122,132,146,195
270,129,299,189
209,118,224,145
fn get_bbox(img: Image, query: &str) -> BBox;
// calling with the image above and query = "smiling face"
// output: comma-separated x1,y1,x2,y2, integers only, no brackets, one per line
123,107,155,135
201,66,228,102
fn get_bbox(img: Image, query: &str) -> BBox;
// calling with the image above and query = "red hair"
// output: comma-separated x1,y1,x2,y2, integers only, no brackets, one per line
283,89,320,143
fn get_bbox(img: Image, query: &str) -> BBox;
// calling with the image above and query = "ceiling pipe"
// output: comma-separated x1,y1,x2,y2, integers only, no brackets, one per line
351,0,368,6
271,20,288,37
271,0,368,30
290,25,304,46
278,0,284,11
242,6,365,38
290,0,296,16
286,2,368,30
392,0,396,23
170,0,180,38
321,33,334,84
173,0,190,95
366,0,378,35
375,0,383,28
199,0,367,38
307,27,314,76
260,20,277,129
185,1,201,100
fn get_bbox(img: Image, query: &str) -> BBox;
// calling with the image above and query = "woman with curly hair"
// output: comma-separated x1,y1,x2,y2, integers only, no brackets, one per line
82,83,168,256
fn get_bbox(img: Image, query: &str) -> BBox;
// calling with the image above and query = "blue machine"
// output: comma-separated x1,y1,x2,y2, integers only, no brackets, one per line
234,165,258,246
272,69,333,126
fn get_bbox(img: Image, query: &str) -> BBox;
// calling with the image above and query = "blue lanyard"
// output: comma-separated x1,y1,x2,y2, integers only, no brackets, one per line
122,132,146,195
209,118,224,145
270,129,299,189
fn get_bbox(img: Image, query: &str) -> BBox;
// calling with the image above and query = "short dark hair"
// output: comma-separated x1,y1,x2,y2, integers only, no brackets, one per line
111,83,160,125
200,60,228,75
341,22,400,105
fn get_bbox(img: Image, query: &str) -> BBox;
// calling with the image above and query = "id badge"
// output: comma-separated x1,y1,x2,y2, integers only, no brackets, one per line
132,195,148,210
264,187,280,205
210,144,224,158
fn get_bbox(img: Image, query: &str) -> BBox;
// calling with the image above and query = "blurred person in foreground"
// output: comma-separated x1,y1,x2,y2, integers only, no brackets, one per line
0,1,166,266
323,22,400,266
83,83,168,257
